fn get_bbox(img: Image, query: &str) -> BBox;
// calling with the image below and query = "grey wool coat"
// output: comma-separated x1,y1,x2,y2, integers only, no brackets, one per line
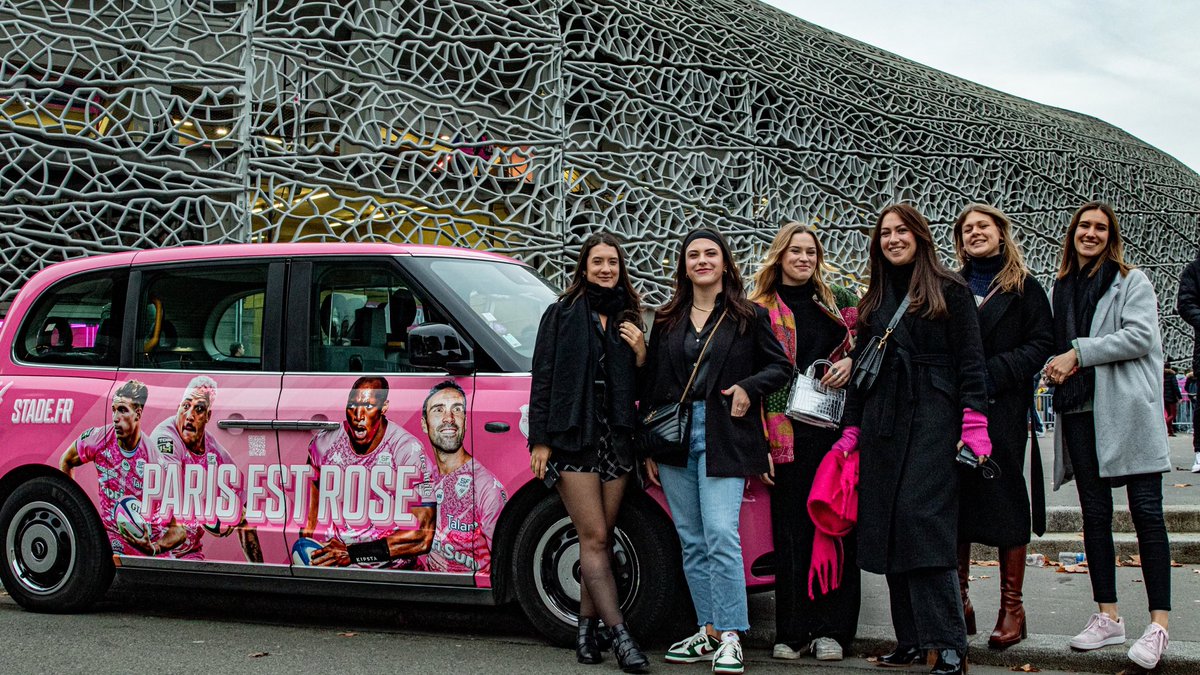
1052,268,1172,490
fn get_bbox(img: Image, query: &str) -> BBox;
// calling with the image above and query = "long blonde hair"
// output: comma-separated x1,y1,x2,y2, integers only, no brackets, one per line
749,222,837,308
952,203,1028,295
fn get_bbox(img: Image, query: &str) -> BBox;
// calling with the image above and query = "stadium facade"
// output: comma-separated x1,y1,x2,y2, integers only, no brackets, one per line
2,0,1198,362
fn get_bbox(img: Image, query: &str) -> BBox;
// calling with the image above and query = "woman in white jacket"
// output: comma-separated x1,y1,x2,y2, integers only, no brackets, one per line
1043,201,1172,670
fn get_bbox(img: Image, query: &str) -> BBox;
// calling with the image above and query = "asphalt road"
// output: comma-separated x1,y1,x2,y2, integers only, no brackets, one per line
0,582,1082,675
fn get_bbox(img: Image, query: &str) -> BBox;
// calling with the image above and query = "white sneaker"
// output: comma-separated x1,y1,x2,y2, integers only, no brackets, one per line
811,637,843,661
1069,612,1126,650
712,636,744,674
1191,454,1200,473
771,643,806,659
665,629,720,663
1127,623,1169,669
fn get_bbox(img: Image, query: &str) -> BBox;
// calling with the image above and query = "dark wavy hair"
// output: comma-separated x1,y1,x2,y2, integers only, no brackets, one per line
560,231,642,324
655,228,756,332
858,204,960,325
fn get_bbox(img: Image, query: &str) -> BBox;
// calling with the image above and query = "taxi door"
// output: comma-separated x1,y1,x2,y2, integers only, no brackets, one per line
278,257,477,587
116,260,286,572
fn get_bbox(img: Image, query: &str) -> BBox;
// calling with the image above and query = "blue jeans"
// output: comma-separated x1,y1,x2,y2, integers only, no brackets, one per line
658,401,749,631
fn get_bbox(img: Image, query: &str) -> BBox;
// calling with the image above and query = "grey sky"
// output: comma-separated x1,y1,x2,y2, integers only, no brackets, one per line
760,0,1200,176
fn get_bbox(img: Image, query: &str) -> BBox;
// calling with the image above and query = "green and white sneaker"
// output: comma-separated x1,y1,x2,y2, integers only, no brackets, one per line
664,629,720,663
712,637,744,674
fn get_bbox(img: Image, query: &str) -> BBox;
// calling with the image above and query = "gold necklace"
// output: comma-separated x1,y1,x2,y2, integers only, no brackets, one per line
692,304,714,312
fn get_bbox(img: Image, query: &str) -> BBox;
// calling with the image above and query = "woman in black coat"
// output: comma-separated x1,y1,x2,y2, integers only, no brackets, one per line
528,232,650,673
952,204,1053,649
833,204,990,675
642,228,790,674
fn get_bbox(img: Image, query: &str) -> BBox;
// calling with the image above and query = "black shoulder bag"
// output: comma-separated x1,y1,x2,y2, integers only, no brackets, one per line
636,310,726,458
850,296,910,393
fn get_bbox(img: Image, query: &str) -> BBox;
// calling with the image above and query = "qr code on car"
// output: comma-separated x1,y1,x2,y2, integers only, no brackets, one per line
248,434,267,457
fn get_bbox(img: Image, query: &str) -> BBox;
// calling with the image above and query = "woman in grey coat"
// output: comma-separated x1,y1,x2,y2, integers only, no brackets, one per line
1043,201,1172,671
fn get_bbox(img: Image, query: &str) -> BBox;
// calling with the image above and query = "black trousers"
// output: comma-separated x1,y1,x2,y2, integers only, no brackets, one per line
886,567,967,652
770,451,861,647
1062,412,1172,611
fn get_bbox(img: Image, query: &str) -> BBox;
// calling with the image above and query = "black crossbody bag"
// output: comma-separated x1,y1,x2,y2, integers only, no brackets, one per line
636,310,726,458
850,296,910,393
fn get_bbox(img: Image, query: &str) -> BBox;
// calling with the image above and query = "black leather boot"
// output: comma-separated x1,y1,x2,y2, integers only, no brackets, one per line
929,649,966,675
876,645,924,667
610,623,650,674
577,617,602,664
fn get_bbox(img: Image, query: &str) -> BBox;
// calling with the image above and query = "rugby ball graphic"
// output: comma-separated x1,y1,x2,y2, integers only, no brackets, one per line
291,537,323,566
114,496,147,541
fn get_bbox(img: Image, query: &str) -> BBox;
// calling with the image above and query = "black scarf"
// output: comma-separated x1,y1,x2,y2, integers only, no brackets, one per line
1052,259,1118,411
585,281,627,317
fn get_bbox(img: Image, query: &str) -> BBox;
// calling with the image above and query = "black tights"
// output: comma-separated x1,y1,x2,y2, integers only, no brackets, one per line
557,471,629,627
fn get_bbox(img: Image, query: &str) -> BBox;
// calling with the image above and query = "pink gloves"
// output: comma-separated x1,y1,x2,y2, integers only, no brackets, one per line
960,408,992,457
831,426,860,456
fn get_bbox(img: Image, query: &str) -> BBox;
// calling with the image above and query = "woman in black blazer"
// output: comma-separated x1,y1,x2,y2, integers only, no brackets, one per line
528,232,650,673
642,228,790,673
951,204,1053,650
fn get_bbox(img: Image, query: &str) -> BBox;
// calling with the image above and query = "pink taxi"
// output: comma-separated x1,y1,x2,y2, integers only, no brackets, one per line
0,243,775,644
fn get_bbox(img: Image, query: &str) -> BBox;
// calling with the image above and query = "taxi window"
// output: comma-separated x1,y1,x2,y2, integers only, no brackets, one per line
135,264,268,371
309,262,438,373
13,269,125,367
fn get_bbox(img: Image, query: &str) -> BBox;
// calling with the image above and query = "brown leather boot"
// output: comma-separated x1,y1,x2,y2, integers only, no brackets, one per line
988,545,1028,649
957,542,976,635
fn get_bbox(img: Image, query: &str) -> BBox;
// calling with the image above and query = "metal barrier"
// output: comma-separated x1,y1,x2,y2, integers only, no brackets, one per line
1033,392,1055,433
1177,399,1194,434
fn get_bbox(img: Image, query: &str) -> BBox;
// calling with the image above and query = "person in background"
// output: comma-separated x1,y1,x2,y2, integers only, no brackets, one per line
1179,248,1200,470
642,228,790,675
748,222,860,662
528,231,650,673
833,204,989,675
951,204,1053,650
1164,359,1180,436
1044,201,1172,670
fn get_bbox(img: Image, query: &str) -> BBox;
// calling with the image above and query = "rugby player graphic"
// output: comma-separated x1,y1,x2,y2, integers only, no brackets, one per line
417,381,507,574
59,380,159,556
300,376,436,568
150,376,263,562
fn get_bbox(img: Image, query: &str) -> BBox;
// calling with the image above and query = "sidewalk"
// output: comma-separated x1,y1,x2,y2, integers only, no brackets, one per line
741,432,1200,674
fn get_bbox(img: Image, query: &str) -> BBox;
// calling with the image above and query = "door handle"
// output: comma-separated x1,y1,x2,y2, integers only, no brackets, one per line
484,422,510,433
218,419,275,430
274,420,341,431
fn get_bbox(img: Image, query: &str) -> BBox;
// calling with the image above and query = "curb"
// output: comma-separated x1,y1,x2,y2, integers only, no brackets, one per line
743,624,1198,674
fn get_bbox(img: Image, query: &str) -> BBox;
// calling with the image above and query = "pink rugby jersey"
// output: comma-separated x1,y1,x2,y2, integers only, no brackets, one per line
151,418,243,560
421,458,508,574
307,420,436,569
74,425,153,556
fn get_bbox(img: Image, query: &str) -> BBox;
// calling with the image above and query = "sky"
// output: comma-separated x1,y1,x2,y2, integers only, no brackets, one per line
759,0,1200,176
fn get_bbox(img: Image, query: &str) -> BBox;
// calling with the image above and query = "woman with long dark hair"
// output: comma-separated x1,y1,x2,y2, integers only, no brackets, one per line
641,228,790,675
1043,201,1172,670
832,204,990,675
951,204,1053,649
748,222,861,662
528,232,650,673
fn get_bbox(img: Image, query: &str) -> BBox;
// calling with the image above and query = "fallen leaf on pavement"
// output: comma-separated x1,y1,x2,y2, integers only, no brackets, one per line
248,652,269,658
973,560,1000,567
1170,560,1183,567
1057,564,1089,574
1172,483,1192,488
1010,665,1040,673
338,632,358,638
1132,579,1144,583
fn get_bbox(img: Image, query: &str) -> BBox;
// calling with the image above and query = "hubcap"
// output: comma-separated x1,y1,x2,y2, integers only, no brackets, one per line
6,501,76,595
532,515,640,626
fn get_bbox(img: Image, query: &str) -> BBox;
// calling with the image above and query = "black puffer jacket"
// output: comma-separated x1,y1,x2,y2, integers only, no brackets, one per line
1178,256,1200,369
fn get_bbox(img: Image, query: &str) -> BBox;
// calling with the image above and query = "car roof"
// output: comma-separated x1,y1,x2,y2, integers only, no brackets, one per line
126,242,522,265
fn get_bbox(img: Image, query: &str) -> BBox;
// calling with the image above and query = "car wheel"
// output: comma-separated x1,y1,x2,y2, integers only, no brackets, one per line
0,477,114,612
511,492,683,647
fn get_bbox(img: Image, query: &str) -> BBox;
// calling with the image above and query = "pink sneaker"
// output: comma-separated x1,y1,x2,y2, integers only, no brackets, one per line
1127,623,1169,669
1068,612,1125,650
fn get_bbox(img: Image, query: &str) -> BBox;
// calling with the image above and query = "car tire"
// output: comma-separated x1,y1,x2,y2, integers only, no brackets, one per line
510,491,683,647
0,476,114,612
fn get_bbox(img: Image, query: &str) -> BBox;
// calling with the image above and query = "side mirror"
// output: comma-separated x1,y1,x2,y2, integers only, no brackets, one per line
409,323,475,375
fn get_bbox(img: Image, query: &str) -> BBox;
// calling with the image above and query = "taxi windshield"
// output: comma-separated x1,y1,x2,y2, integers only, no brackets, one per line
423,258,557,366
